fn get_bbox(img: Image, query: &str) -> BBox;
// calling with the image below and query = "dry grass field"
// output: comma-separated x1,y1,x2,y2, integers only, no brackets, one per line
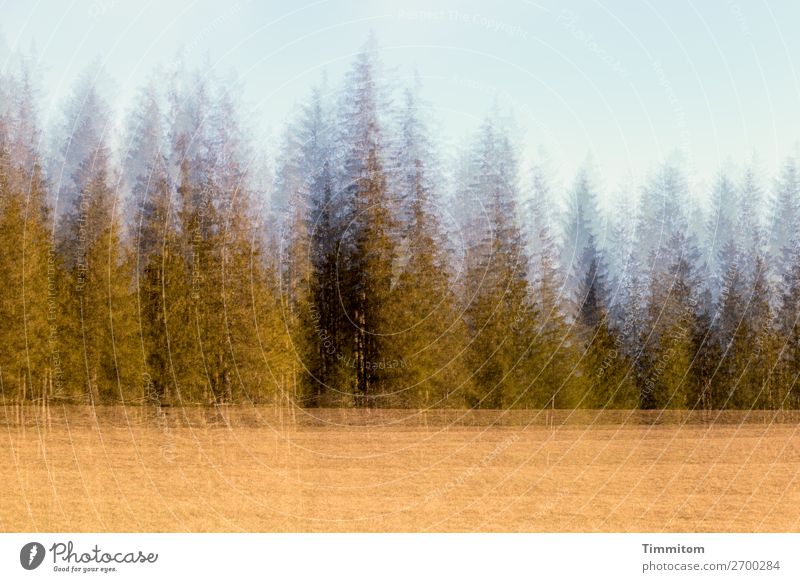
2,406,800,532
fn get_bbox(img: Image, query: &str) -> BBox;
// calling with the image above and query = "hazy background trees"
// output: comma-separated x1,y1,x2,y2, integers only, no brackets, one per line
1,39,799,410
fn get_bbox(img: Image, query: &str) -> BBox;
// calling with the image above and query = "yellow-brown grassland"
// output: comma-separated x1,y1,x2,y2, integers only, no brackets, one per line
2,406,799,532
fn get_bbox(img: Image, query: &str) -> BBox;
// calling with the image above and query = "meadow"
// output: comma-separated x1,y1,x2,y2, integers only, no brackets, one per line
2,406,799,532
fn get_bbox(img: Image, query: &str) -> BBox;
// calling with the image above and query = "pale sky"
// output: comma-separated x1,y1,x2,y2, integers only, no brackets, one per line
2,0,799,201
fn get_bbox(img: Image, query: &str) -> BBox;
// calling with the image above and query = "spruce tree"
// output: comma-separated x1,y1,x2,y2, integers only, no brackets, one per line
525,160,583,408
576,234,637,408
337,41,398,406
382,87,473,408
58,137,139,403
462,119,536,408
639,162,701,409
0,68,54,402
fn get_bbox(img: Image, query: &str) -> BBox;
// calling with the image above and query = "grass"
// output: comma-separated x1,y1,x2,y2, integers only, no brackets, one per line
1,405,799,532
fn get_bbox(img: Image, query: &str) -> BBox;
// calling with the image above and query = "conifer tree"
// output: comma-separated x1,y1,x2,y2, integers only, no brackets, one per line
336,41,398,406
639,162,701,409
524,160,583,408
462,119,536,408
776,233,800,409
576,234,637,408
704,171,739,298
126,83,188,404
382,87,472,408
57,115,139,402
562,162,603,301
165,71,227,404
769,156,799,284
0,67,54,401
283,83,346,406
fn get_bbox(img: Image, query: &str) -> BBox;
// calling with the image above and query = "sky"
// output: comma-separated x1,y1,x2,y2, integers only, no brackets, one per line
2,0,799,203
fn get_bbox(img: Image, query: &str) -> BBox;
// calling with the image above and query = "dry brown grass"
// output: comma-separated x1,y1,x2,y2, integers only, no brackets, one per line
2,405,800,532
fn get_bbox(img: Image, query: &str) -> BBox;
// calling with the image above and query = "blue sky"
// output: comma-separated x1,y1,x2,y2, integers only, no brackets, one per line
2,0,799,199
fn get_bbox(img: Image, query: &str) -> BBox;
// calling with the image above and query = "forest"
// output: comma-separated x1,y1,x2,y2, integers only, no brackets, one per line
1,39,799,411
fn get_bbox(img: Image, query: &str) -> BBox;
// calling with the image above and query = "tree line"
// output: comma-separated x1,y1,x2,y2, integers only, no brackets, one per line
1,40,799,410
